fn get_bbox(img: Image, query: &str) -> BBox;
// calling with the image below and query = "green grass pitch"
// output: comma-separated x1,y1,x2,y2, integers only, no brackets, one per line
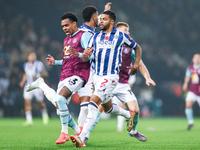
0,117,200,150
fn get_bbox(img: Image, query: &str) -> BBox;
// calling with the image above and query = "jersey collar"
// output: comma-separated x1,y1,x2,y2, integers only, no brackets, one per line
101,27,117,35
70,29,80,37
80,23,95,33
193,64,200,69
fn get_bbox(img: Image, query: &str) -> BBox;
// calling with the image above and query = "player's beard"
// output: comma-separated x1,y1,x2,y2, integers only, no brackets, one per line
95,20,98,27
101,23,110,31
95,22,98,27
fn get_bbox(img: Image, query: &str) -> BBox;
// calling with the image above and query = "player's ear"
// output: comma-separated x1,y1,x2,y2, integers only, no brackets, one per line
73,21,77,27
111,19,114,25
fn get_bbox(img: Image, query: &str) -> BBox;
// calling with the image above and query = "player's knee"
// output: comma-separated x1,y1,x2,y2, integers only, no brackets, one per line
56,95,67,109
135,107,140,114
185,101,193,108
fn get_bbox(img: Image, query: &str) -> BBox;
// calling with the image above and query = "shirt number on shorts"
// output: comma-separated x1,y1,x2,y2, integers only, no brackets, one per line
100,79,108,87
69,78,78,85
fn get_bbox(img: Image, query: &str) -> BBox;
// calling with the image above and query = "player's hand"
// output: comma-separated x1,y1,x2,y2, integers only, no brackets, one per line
82,47,94,61
69,48,79,57
46,54,55,66
146,78,156,86
104,2,112,11
127,64,138,75
83,47,93,57
19,81,24,88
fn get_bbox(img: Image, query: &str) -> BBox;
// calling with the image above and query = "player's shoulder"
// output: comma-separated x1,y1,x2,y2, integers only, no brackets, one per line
188,65,193,69
34,60,43,65
93,31,101,37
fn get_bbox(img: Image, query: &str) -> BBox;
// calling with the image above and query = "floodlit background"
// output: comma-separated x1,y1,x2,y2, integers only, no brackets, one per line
0,0,200,118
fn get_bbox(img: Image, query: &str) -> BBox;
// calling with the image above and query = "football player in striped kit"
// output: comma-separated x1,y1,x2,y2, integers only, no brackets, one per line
182,53,200,130
19,52,49,126
70,10,142,148
74,3,112,131
83,22,156,144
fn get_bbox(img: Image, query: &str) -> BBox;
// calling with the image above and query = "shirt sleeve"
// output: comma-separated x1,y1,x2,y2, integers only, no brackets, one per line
185,68,191,77
131,49,136,60
81,32,91,49
54,60,63,66
123,33,138,49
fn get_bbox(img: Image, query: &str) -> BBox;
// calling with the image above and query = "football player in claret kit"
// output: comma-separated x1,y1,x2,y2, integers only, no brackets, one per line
182,53,200,130
69,10,142,148
46,12,91,144
26,12,91,144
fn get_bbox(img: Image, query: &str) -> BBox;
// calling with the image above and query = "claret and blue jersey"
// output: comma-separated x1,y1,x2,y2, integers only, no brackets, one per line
88,27,137,76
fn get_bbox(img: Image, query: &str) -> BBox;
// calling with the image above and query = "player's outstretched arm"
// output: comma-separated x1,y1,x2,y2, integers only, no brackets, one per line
138,60,156,86
129,44,142,75
19,73,27,88
182,76,190,91
104,2,112,11
134,44,142,67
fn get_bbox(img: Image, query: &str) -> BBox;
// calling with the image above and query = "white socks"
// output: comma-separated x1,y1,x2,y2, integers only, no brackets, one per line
39,82,57,107
41,108,48,117
117,115,125,131
61,124,68,134
78,102,88,127
107,103,130,119
80,102,98,142
25,111,33,123
72,124,81,135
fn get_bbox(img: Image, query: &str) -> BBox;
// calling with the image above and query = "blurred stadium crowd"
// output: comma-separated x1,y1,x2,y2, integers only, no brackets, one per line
0,0,200,117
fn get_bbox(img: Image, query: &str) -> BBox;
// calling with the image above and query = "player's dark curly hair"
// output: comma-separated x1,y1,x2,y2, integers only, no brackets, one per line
61,12,78,22
102,10,116,22
82,6,97,22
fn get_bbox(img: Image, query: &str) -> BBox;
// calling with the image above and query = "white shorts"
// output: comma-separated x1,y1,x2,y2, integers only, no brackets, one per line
93,74,119,104
112,82,137,105
77,71,94,97
128,74,136,85
112,96,121,105
57,75,84,104
185,91,200,106
23,87,44,102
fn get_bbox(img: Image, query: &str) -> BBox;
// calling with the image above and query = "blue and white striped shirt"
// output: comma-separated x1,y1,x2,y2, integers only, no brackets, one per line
88,27,138,76
79,23,95,36
24,60,45,84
